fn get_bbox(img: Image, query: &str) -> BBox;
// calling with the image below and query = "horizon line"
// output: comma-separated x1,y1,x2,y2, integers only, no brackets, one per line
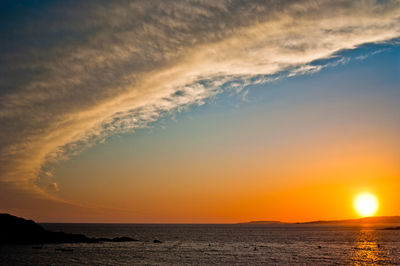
34,215,400,225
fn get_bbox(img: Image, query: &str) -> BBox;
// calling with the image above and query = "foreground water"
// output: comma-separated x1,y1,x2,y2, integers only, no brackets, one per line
0,224,399,265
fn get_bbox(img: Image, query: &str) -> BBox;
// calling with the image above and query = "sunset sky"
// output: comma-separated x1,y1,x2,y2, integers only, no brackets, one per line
1,0,399,223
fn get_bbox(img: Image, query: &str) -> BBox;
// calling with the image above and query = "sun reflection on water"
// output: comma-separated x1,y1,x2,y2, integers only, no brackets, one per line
351,230,385,265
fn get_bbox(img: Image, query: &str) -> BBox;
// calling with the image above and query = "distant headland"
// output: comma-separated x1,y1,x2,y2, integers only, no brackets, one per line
0,213,138,245
241,216,400,226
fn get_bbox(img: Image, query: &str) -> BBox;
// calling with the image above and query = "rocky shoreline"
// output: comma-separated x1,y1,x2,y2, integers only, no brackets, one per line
0,213,138,245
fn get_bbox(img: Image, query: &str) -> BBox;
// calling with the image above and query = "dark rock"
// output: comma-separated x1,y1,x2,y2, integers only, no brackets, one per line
95,237,110,242
0,213,45,244
381,226,400,230
153,239,162,243
0,213,138,245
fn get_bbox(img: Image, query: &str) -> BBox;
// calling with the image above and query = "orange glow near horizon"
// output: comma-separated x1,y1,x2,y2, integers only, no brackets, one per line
31,127,399,223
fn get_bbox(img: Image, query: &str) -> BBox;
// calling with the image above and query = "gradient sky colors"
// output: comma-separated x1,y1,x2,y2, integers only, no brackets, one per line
0,1,399,223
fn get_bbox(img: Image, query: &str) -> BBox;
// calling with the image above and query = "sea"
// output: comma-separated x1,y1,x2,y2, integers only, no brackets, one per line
0,224,399,265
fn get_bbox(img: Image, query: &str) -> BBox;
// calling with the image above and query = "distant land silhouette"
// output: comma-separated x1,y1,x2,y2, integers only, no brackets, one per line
0,213,138,245
242,216,400,226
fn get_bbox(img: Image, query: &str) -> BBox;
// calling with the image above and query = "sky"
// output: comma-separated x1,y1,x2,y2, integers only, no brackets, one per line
0,0,399,223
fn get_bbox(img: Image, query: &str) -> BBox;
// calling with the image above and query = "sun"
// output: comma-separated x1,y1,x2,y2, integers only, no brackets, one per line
353,192,379,217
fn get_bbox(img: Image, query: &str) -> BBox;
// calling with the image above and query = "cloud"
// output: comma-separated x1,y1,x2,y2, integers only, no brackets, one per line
46,182,60,193
0,0,399,198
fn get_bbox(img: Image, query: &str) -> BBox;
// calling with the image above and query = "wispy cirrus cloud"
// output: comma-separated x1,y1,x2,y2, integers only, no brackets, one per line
0,0,399,199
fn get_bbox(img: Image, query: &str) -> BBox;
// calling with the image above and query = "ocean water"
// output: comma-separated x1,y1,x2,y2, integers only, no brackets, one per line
1,224,399,265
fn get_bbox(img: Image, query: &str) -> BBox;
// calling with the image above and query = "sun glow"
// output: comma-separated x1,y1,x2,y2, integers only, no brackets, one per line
353,193,379,217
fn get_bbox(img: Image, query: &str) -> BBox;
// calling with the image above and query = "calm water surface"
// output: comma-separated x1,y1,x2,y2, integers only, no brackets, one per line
0,224,399,265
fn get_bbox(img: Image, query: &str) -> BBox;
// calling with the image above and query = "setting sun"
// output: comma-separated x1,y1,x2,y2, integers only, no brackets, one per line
353,193,379,217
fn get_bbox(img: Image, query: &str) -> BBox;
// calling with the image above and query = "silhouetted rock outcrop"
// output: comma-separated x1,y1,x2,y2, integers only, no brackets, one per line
381,226,400,230
0,213,138,245
241,216,400,226
300,216,400,225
